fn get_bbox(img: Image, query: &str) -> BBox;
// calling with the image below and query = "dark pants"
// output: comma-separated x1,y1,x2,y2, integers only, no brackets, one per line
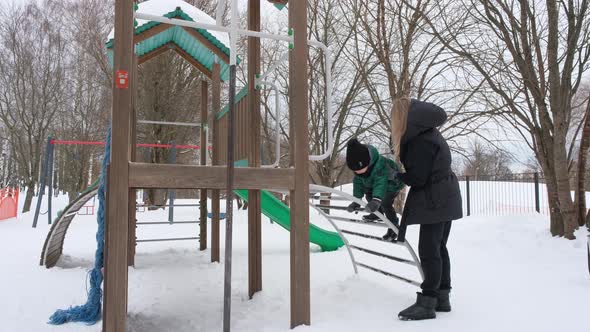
419,220,452,297
366,191,399,226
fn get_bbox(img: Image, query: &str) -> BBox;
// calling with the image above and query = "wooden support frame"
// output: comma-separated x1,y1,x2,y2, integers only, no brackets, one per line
138,43,173,65
289,0,311,327
133,23,173,44
200,80,208,251
128,163,295,190
103,0,133,330
105,0,313,329
137,42,212,79
171,45,213,79
247,0,262,300
211,62,221,263
128,55,138,267
182,27,230,64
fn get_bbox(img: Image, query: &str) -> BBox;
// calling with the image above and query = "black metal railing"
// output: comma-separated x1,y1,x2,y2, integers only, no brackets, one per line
458,172,549,216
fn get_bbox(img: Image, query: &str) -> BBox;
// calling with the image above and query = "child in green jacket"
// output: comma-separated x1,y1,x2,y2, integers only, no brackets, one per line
345,138,405,241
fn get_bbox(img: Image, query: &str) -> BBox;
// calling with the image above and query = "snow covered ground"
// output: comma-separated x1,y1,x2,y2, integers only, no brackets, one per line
0,186,588,332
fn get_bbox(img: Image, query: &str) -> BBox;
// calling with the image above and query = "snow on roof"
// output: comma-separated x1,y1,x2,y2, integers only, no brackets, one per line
107,0,230,49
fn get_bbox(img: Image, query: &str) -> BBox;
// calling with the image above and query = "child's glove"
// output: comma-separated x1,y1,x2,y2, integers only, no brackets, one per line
365,198,381,213
346,202,361,213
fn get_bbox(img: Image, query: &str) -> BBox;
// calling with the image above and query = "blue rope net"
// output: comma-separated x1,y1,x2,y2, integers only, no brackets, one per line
48,128,110,325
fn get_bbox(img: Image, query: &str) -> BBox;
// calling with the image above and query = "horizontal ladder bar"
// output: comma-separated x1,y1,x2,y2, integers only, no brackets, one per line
341,229,403,244
330,216,387,228
310,196,350,201
138,120,201,127
135,204,201,208
357,262,421,287
136,237,199,243
350,245,417,266
136,221,200,225
129,162,295,190
313,204,349,210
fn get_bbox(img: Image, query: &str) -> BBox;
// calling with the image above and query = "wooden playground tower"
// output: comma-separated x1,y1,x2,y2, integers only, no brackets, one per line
105,0,310,331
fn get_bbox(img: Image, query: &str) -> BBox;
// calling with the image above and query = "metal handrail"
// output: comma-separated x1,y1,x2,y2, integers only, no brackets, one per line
309,203,358,274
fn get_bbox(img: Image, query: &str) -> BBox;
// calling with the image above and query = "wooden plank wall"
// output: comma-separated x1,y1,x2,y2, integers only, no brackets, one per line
215,96,250,165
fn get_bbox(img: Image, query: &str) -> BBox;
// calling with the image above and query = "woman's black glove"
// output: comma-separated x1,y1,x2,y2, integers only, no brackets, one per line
346,202,361,213
365,198,381,213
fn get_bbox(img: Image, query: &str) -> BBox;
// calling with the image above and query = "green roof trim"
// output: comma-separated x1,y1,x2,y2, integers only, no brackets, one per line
106,8,230,56
105,8,237,81
216,86,249,120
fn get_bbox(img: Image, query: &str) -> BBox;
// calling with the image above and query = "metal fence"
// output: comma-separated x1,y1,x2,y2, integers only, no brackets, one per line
458,173,551,216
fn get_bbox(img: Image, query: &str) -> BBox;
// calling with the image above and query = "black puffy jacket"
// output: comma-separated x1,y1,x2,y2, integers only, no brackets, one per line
398,100,463,225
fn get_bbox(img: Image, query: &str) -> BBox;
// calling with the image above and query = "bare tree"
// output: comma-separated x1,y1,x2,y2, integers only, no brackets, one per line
0,1,67,212
462,140,513,178
420,0,590,238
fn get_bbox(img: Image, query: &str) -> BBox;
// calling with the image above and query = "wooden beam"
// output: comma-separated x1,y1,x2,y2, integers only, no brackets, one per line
200,80,208,251
137,43,172,65
133,23,173,44
171,44,213,79
267,0,288,5
247,0,262,300
128,55,138,268
211,62,221,263
289,0,311,328
181,26,230,64
104,0,133,330
128,163,295,190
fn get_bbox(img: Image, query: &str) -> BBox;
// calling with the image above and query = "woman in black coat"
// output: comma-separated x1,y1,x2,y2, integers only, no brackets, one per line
390,98,463,321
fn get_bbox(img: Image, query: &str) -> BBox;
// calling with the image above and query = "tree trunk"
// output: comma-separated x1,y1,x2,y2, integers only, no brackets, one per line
22,180,35,213
575,101,590,226
554,128,578,239
543,168,565,236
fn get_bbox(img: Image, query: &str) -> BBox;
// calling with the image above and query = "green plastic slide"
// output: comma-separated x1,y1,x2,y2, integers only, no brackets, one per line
234,189,344,252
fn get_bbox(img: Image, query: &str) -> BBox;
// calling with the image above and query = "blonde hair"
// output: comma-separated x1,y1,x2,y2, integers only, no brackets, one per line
390,97,410,156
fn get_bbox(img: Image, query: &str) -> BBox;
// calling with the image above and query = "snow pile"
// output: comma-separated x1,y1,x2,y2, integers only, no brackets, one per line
0,187,588,332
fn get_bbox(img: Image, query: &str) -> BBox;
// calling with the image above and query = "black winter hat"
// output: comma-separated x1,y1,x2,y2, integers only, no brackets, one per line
346,138,370,171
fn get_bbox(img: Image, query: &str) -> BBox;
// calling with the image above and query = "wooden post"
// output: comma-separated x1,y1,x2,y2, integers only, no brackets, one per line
200,80,209,251
128,54,138,267
247,0,262,299
289,0,311,328
104,0,133,330
211,62,221,263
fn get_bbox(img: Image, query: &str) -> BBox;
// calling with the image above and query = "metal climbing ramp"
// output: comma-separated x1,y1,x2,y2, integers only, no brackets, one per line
309,184,424,287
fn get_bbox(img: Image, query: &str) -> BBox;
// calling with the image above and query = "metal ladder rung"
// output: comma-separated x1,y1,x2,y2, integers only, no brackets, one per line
330,216,387,228
357,262,421,287
341,229,404,245
313,204,349,211
136,237,199,243
351,245,417,266
136,221,200,225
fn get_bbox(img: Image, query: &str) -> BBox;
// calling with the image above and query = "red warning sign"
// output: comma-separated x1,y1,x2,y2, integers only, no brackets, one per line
115,70,129,89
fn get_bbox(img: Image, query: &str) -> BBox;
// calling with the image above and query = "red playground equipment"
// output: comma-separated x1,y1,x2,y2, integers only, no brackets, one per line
0,187,19,221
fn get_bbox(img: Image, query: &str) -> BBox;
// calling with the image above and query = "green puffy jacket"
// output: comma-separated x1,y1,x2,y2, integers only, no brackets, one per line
352,145,404,199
